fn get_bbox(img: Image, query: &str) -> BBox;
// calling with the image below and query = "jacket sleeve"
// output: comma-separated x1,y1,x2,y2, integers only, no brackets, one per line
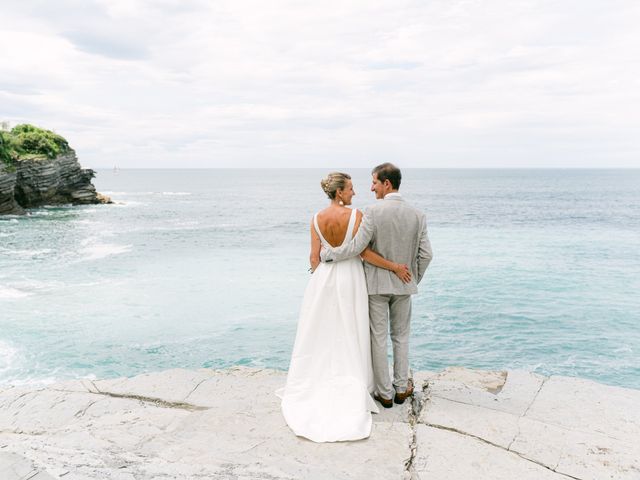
320,211,375,263
416,214,433,283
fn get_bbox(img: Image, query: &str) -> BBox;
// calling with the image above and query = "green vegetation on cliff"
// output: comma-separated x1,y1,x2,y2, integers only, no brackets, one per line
0,124,71,168
0,134,11,167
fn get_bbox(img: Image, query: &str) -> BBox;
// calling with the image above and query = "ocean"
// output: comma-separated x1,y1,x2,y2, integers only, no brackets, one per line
1,169,639,389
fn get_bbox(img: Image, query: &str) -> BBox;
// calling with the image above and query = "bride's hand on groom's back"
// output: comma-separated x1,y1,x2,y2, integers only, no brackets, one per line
393,264,412,283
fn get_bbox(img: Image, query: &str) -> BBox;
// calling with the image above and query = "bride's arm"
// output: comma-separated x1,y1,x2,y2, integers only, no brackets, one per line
361,248,411,283
353,212,411,283
309,218,321,273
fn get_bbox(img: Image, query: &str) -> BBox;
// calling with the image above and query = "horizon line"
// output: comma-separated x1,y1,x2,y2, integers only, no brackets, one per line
91,166,640,170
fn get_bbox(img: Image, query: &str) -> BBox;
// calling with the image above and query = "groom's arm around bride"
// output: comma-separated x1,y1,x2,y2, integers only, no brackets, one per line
320,169,432,292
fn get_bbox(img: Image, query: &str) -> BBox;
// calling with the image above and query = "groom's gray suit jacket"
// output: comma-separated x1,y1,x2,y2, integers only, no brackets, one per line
323,195,433,294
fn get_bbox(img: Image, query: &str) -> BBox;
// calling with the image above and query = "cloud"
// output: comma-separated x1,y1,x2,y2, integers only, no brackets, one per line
62,29,150,60
1,0,639,168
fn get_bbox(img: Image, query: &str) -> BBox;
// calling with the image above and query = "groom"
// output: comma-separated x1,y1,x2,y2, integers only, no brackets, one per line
321,163,432,408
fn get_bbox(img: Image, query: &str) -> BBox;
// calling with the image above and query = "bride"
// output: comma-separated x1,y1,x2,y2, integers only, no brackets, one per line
278,172,411,442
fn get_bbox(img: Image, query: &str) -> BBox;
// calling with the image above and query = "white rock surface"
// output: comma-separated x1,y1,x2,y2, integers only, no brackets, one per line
416,367,640,480
413,425,565,480
1,366,638,480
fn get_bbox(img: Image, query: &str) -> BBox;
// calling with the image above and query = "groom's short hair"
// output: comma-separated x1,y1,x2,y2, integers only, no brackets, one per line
372,163,401,190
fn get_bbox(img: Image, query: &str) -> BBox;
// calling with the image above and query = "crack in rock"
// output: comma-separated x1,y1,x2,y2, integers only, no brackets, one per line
506,417,521,451
74,399,102,418
422,421,583,480
404,380,428,479
12,386,209,411
2,428,48,436
554,455,563,472
417,375,587,480
3,391,36,410
428,392,518,416
87,390,209,411
184,377,211,401
82,380,210,410
522,377,547,418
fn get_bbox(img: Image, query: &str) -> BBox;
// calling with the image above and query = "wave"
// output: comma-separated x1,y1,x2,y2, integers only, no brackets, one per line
0,340,19,374
0,285,32,299
111,201,147,207
0,278,122,299
0,248,53,259
30,209,64,216
149,220,202,231
95,191,155,197
0,369,100,388
97,191,189,196
79,242,132,261
0,343,101,386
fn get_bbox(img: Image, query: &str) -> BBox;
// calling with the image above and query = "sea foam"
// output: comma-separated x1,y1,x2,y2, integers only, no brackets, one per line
0,285,31,299
79,242,132,261
0,340,19,375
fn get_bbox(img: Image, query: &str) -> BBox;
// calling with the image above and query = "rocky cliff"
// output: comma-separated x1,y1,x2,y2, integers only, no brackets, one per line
0,123,111,215
0,164,23,214
0,150,111,215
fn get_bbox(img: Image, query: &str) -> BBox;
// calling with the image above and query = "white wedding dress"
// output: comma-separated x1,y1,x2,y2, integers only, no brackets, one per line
278,208,379,442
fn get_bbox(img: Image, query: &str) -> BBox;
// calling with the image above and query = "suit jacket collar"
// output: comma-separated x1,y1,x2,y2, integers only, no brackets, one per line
384,192,403,201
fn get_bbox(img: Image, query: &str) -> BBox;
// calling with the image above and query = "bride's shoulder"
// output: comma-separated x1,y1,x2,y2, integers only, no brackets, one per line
343,207,361,220
314,207,332,219
354,208,363,226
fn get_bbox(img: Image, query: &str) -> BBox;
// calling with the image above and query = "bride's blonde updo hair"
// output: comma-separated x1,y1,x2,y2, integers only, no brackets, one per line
320,172,351,199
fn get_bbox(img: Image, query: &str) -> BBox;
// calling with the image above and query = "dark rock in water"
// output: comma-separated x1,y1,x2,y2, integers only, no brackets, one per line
0,150,112,215
14,151,106,207
0,165,25,215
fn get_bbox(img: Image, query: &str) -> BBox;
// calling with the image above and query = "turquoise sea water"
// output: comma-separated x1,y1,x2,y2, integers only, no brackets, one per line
1,169,639,389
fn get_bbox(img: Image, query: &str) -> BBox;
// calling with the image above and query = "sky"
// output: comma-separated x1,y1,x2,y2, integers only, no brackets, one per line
1,0,639,168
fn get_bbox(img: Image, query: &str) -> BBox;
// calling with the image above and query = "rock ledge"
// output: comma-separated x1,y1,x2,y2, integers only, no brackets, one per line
1,367,638,479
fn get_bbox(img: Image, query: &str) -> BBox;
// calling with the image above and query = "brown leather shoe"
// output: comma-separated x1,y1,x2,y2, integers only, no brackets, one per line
373,393,393,409
394,379,415,405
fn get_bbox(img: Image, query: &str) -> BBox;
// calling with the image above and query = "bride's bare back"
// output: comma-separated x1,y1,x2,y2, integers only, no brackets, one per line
307,172,410,283
315,206,361,247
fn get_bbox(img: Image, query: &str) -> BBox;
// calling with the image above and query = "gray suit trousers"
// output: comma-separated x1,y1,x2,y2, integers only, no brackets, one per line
369,294,412,399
